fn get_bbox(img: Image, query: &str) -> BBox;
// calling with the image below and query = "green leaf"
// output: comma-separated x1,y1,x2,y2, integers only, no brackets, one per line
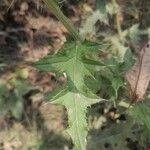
112,76,124,99
119,49,134,72
34,40,103,95
47,84,67,101
35,40,105,149
112,77,123,92
105,57,120,73
130,101,150,132
50,88,102,150
84,72,102,94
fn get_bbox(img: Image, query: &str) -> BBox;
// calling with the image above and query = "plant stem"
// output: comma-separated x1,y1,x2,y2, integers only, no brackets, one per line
43,0,82,41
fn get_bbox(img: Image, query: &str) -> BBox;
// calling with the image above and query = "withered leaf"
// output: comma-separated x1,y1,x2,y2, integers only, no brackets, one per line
125,41,150,101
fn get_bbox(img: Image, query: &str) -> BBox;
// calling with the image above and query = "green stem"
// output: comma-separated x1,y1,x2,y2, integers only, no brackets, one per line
43,0,82,41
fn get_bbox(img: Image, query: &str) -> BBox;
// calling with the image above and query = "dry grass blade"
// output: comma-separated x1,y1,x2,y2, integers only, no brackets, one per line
125,40,150,101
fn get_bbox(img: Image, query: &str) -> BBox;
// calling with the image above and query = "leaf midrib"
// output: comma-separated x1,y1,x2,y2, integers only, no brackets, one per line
73,45,85,150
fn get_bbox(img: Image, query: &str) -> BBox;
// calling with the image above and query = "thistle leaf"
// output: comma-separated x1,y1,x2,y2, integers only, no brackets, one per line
50,88,102,150
35,40,105,149
34,40,103,94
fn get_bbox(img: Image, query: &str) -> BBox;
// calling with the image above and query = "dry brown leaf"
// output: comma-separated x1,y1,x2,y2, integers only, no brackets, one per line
125,40,150,101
